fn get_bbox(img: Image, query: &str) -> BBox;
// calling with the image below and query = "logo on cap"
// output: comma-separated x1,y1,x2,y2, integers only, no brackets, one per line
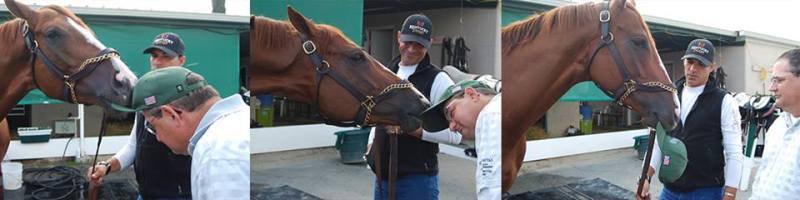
408,20,429,35
154,38,174,46
144,96,157,106
690,42,709,55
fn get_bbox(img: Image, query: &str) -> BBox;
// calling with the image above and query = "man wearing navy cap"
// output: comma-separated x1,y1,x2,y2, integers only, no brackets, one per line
366,14,461,199
88,32,193,199
637,39,743,200
144,32,187,69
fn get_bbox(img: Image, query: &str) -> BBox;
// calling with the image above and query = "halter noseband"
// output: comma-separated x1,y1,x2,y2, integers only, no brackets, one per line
299,34,414,127
585,1,677,108
22,20,121,104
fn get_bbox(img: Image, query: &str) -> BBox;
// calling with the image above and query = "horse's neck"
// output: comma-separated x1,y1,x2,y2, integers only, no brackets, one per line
250,19,314,101
0,19,36,119
502,31,596,136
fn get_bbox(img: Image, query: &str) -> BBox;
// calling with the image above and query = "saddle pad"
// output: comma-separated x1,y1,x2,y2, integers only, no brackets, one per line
509,178,634,200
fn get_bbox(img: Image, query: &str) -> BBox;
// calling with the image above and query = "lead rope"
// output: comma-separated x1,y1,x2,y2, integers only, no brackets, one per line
88,112,107,200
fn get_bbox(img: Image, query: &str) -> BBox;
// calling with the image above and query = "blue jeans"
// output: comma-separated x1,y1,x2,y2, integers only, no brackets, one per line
660,187,723,200
137,196,190,200
374,174,439,200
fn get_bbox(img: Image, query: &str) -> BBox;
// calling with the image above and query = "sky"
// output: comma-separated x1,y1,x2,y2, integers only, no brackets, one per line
12,0,249,16
573,0,800,42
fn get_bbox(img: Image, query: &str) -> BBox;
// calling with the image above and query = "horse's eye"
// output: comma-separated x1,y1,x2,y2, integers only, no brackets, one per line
350,51,365,62
45,29,61,40
631,37,648,49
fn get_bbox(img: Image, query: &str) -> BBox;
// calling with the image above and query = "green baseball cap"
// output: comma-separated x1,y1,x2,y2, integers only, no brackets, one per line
111,67,207,112
421,80,493,132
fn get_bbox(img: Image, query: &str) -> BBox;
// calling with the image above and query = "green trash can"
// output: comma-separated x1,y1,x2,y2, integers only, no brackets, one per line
633,135,650,160
334,128,370,164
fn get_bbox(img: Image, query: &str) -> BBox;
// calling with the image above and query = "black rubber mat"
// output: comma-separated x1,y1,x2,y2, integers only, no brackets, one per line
252,185,322,200
510,178,635,200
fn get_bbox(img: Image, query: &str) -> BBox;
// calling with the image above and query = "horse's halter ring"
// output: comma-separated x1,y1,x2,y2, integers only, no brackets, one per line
585,1,677,108
21,20,121,104
299,34,414,127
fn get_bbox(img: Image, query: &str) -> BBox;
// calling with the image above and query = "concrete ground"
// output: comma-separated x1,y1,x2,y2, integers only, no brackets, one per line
511,148,755,200
251,147,478,200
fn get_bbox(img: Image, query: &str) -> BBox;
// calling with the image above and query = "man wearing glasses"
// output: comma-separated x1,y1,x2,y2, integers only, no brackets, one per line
87,33,192,199
111,67,249,199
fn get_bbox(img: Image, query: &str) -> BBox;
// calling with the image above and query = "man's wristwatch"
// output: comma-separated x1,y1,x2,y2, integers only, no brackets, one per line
97,161,111,175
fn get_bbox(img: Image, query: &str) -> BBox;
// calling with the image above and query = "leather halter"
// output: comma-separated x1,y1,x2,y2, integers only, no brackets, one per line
584,1,677,107
298,33,414,127
21,20,120,104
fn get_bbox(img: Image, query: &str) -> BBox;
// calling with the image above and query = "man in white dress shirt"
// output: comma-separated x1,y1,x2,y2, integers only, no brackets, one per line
750,48,800,199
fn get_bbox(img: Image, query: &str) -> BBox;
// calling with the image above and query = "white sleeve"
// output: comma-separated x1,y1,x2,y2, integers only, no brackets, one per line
421,129,462,145
112,117,138,170
429,72,456,105
720,95,744,188
421,72,462,144
475,107,501,200
647,136,662,171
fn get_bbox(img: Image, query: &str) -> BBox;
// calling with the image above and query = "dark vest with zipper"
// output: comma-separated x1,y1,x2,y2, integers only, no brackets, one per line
367,54,443,179
133,113,193,198
664,77,727,192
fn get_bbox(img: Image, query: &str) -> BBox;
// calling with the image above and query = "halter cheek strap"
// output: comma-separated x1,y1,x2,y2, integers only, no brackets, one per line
298,33,414,127
584,1,677,108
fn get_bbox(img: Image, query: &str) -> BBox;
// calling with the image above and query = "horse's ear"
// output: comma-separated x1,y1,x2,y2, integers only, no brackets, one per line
287,6,315,37
617,0,633,9
4,0,38,22
250,16,255,29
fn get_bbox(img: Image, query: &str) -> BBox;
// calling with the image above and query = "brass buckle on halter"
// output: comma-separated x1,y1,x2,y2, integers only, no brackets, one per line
303,41,317,54
21,21,30,35
317,60,331,72
599,10,611,22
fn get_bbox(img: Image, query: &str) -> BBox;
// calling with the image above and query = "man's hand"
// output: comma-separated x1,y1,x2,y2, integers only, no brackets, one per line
408,127,423,139
722,186,737,200
385,126,408,136
636,178,651,200
86,164,109,185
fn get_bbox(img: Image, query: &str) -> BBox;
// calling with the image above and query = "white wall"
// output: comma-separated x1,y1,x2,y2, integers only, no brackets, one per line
741,38,797,94
31,104,105,136
545,102,581,137
363,7,500,77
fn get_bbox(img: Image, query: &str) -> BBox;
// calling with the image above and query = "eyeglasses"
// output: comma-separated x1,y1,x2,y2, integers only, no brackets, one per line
145,122,156,135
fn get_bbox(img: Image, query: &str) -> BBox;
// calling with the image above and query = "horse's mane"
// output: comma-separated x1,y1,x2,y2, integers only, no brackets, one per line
252,16,358,52
252,16,296,49
0,19,23,44
502,2,598,53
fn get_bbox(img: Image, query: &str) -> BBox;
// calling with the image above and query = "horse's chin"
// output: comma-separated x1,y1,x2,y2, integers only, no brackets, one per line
642,112,678,131
399,116,422,134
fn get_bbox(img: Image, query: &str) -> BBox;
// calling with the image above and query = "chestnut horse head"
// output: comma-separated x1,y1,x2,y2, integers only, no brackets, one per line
250,7,429,132
0,0,137,119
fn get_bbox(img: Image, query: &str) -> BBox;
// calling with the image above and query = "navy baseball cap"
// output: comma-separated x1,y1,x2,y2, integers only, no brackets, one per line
681,39,715,66
143,32,185,57
399,14,433,49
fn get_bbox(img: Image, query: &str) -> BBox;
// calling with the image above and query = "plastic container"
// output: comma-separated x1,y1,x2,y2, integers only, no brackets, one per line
2,162,23,190
18,127,51,143
633,135,650,160
334,129,370,164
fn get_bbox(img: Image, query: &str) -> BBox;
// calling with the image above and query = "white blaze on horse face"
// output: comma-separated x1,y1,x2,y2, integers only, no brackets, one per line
66,18,137,83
